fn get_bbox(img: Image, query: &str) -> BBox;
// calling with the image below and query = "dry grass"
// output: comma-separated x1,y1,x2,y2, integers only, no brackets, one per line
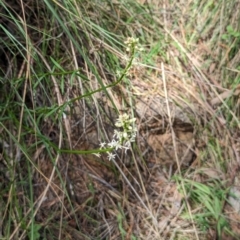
0,0,240,239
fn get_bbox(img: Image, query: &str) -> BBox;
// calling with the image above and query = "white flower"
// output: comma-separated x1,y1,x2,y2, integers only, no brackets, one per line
127,125,132,130
108,139,117,148
108,139,122,150
99,142,106,149
130,134,136,142
113,130,121,139
122,132,128,139
129,117,136,123
124,141,131,149
124,37,143,53
115,114,136,128
107,152,116,161
94,113,137,161
124,37,139,45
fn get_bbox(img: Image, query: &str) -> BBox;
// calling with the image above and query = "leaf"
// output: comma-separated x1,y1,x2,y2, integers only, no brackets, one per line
226,25,234,34
28,223,41,240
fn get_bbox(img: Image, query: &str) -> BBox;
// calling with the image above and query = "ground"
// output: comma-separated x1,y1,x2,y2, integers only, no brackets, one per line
0,0,240,239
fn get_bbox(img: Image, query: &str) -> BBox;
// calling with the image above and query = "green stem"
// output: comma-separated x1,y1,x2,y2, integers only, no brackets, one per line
58,47,136,111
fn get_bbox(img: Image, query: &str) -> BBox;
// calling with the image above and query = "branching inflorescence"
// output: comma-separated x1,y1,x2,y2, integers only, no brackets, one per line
95,113,137,160
94,37,142,160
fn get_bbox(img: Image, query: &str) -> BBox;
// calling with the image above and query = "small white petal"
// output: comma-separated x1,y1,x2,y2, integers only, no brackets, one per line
107,152,116,161
99,142,106,149
93,153,101,157
108,139,118,148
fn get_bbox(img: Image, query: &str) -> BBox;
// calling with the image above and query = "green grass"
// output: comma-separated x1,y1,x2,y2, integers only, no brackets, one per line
175,176,229,237
0,0,240,239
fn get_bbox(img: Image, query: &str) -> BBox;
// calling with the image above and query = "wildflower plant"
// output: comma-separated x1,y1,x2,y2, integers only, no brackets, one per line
93,37,141,161
60,37,141,159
